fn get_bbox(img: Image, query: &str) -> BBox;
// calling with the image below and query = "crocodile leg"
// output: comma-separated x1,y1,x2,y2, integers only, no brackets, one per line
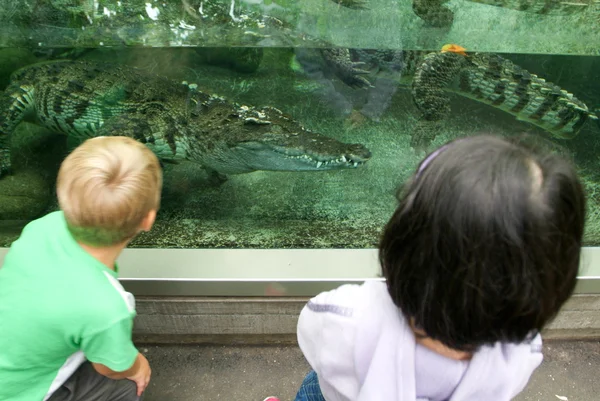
0,83,37,177
320,48,373,89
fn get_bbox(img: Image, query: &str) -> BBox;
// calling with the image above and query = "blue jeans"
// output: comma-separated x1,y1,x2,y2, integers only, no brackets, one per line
294,370,326,401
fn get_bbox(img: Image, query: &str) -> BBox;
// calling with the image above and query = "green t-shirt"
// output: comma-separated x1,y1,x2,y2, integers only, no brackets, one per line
0,211,139,401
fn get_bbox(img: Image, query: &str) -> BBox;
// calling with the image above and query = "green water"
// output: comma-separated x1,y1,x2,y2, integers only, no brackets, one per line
0,0,599,248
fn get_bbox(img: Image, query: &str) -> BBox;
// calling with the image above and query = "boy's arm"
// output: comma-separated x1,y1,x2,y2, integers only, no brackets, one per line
81,316,151,395
92,351,145,378
92,352,152,396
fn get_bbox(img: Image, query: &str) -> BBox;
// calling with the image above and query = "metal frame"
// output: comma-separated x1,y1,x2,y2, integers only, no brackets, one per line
2,247,600,296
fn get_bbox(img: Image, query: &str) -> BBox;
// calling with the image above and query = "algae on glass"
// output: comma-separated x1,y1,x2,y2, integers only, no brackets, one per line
0,0,598,53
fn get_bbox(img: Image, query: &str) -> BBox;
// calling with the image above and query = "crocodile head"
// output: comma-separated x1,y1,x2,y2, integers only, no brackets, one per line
228,131,371,173
191,103,372,175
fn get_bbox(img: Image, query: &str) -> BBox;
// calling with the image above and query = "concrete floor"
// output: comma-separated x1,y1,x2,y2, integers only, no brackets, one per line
139,340,600,401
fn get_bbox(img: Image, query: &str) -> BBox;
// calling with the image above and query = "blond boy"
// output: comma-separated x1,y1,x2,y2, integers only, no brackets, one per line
0,136,163,401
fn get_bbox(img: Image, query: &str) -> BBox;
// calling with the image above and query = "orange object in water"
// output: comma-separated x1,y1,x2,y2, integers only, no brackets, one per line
441,44,467,56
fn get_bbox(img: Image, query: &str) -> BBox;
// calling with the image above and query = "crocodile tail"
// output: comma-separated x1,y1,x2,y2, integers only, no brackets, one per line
449,52,592,140
410,51,467,149
411,51,466,122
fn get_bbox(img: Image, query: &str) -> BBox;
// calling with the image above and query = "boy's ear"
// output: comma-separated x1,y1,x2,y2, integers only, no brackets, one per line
140,209,157,232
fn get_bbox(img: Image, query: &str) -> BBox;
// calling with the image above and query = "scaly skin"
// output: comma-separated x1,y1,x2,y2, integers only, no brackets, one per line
411,50,598,148
320,48,374,89
0,60,371,178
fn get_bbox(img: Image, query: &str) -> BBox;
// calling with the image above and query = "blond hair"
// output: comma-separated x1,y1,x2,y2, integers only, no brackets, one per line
56,136,163,246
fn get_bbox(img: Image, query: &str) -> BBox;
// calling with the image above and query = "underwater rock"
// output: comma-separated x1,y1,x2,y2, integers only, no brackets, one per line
194,47,264,73
0,123,67,220
9,124,68,173
0,48,37,90
330,0,369,10
0,170,51,220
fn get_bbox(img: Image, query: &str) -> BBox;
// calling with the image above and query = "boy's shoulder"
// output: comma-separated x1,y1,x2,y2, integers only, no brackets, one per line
3,210,135,319
8,210,68,253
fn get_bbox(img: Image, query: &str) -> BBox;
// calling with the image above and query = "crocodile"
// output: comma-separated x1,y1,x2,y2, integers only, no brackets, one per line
410,46,599,147
0,60,371,180
305,45,598,148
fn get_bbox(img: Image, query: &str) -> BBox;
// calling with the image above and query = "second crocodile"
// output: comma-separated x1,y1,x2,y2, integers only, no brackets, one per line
0,60,371,180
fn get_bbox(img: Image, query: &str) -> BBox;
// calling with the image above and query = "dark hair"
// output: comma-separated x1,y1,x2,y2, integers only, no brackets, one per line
379,134,586,352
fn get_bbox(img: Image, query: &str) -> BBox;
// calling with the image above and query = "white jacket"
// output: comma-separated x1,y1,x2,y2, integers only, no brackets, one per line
297,280,543,401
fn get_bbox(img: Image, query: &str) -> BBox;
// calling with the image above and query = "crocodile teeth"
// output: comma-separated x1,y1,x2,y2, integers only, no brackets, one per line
341,156,347,162
353,162,358,167
316,161,322,168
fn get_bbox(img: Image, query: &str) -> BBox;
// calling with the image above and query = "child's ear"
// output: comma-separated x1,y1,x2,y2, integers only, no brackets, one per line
140,209,157,232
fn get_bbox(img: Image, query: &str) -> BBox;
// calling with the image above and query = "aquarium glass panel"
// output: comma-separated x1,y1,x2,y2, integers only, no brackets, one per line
0,0,599,249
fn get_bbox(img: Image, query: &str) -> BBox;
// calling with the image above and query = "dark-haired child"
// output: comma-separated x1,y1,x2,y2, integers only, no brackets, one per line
276,134,586,401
